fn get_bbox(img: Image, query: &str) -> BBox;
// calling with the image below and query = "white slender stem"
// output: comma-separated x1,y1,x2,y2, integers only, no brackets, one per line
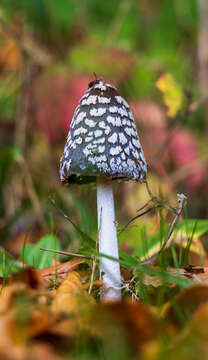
97,177,121,301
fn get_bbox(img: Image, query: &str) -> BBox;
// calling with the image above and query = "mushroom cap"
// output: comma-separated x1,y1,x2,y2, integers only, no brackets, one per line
60,79,147,184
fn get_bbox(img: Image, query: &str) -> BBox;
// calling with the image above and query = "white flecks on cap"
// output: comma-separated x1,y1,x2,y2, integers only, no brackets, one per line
118,107,128,117
128,111,134,121
105,83,117,89
98,145,105,153
124,127,137,137
75,111,86,125
121,153,126,160
116,157,121,165
88,154,107,164
81,95,97,105
64,149,69,158
119,133,127,145
127,159,135,168
129,141,134,151
108,133,118,144
132,138,140,148
105,127,111,135
98,154,107,162
83,147,91,157
66,159,72,171
107,115,115,125
109,106,119,113
85,118,96,127
124,127,131,136
98,96,111,104
71,142,76,149
75,137,83,145
99,121,106,129
93,137,105,144
74,127,87,136
90,108,106,117
124,146,130,155
94,129,103,137
86,143,97,150
132,149,139,159
94,83,107,91
97,162,109,172
85,136,93,142
110,158,117,171
115,96,130,109
70,107,80,128
106,116,121,127
115,117,121,126
110,146,122,155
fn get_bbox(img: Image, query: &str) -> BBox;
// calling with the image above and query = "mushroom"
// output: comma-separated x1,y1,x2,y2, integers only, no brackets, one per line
60,79,147,301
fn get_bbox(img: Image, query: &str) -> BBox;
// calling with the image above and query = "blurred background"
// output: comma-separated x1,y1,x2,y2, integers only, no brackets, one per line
0,0,207,258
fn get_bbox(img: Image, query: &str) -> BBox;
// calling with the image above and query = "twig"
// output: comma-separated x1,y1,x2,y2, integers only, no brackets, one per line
137,193,187,265
119,176,177,234
119,206,155,234
40,248,92,259
88,209,100,294
88,235,98,294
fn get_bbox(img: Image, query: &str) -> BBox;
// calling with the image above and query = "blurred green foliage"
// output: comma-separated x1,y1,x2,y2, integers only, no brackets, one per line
20,233,61,268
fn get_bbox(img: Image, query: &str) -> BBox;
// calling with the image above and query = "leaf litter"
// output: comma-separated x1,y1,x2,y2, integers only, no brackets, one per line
0,186,208,359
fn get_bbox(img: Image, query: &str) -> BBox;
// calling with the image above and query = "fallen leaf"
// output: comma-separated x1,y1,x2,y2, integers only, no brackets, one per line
51,271,94,314
37,258,85,286
159,302,208,360
89,299,158,355
163,284,208,328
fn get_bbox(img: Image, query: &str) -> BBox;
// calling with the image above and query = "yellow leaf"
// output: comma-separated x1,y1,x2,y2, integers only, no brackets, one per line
156,73,184,117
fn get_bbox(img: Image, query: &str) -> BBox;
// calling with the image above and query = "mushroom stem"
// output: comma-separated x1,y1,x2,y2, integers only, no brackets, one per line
97,177,121,301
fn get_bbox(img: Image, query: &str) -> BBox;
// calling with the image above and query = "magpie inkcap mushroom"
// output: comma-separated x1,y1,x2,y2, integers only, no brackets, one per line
60,79,147,301
60,79,147,185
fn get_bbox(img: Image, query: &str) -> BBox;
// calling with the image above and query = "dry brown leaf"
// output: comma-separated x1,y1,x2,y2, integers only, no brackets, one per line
51,271,95,314
82,279,103,290
0,282,53,347
0,283,31,313
37,258,85,286
11,308,53,345
142,266,208,288
0,341,63,360
157,302,208,360
88,299,158,355
163,284,208,328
